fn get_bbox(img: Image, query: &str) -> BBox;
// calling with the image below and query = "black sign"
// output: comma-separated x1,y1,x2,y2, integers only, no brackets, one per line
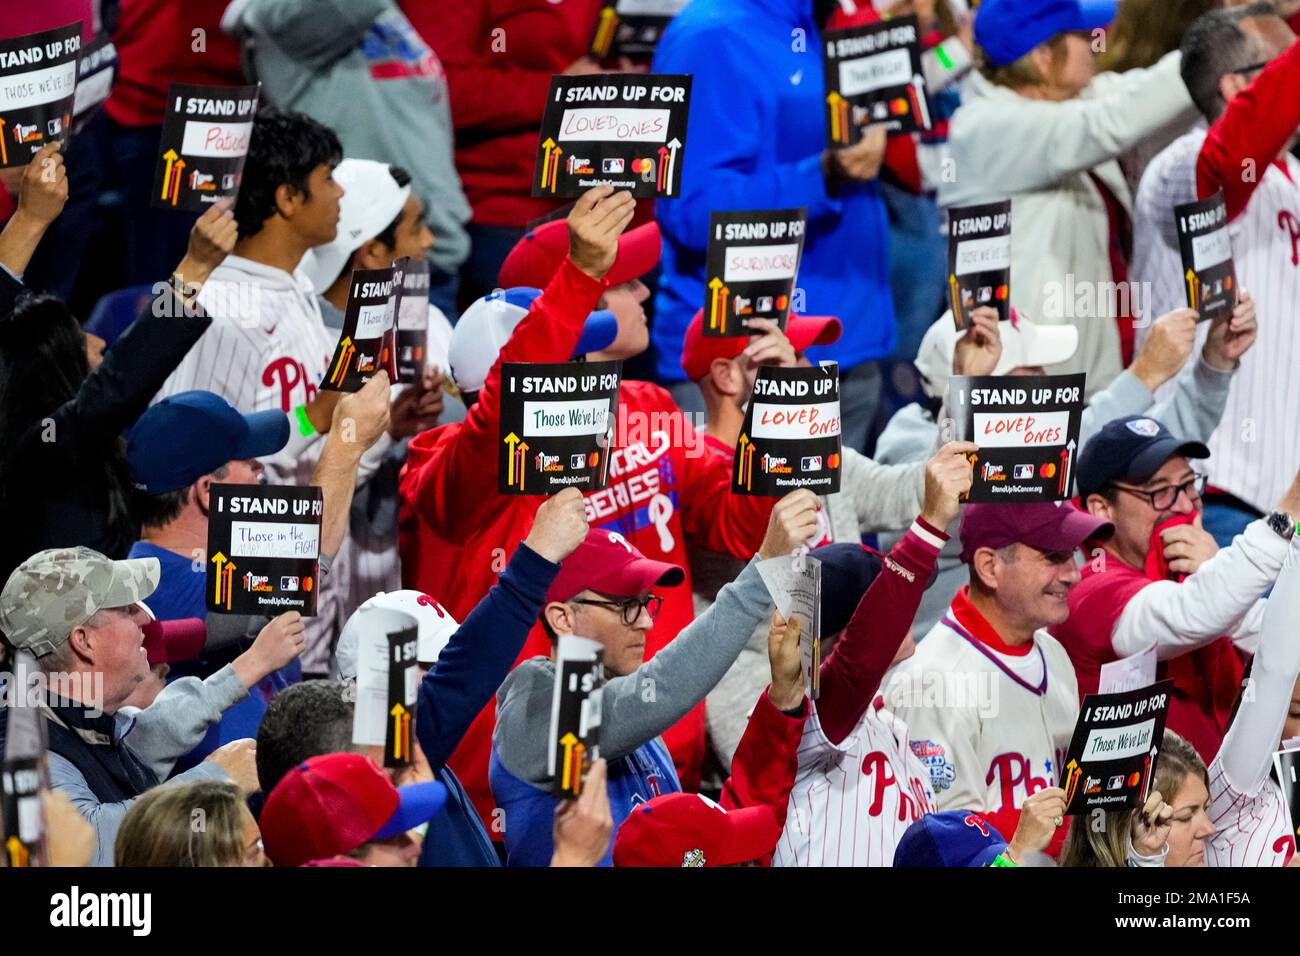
70,34,116,134
393,256,430,384
499,360,621,495
1175,191,1236,323
322,266,398,392
206,484,322,616
1272,748,1300,846
947,200,1011,330
384,627,419,770
0,23,81,168
534,73,691,199
734,364,841,496
549,636,604,798
151,83,259,212
2,652,49,868
822,16,929,144
1061,681,1172,816
947,373,1086,502
590,0,689,61
703,209,807,337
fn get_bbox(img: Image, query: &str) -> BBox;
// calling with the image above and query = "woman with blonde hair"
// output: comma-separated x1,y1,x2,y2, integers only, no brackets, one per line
114,780,266,868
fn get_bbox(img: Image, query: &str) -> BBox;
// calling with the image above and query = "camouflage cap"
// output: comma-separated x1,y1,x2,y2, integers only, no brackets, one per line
0,547,160,658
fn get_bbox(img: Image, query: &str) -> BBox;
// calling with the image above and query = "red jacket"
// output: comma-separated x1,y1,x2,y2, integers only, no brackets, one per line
399,258,772,833
720,690,806,866
401,0,602,227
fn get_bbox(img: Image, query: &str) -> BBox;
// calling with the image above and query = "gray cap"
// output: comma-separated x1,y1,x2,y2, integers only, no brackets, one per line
0,547,159,658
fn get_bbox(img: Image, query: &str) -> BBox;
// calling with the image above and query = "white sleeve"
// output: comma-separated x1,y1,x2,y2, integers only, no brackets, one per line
885,662,986,812
1219,537,1300,796
1111,520,1288,659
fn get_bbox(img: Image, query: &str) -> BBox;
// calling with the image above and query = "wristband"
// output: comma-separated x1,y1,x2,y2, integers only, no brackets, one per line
294,405,317,438
990,852,1019,868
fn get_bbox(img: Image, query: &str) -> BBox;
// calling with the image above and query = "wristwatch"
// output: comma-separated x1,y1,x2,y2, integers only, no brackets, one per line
1266,511,1295,541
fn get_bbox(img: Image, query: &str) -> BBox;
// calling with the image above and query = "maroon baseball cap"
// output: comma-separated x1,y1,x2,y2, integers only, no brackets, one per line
546,529,685,604
498,218,661,288
138,605,206,666
680,307,843,382
958,501,1113,563
613,792,782,867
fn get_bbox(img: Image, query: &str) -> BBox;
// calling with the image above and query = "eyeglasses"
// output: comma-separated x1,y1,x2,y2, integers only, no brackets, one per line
1108,473,1207,512
571,594,663,626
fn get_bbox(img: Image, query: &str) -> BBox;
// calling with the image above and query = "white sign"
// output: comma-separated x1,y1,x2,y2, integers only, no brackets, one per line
723,242,800,283
230,521,320,559
972,410,1070,448
180,120,253,158
523,398,611,437
355,301,394,339
1082,719,1155,761
1192,229,1232,272
558,107,670,142
954,235,1011,276
1098,644,1157,695
837,48,912,98
751,401,841,440
0,61,77,111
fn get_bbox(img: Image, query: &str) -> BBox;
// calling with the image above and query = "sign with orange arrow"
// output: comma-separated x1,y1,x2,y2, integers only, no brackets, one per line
533,73,691,199
947,199,1011,330
151,82,260,211
703,208,807,337
2,651,50,867
821,15,930,147
548,636,604,797
321,266,399,392
0,23,82,169
384,626,419,769
947,372,1086,502
206,483,322,615
588,0,688,61
733,364,841,496
1062,680,1172,816
1175,190,1235,322
498,360,622,495
393,256,431,384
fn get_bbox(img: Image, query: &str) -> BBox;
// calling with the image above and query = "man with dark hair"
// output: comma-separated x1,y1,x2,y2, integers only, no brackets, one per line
255,680,357,795
1132,4,1300,546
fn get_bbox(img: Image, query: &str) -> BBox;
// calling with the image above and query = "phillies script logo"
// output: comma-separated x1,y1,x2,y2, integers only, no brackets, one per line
986,753,1049,810
964,815,989,836
1280,210,1300,266
264,358,320,412
861,752,926,822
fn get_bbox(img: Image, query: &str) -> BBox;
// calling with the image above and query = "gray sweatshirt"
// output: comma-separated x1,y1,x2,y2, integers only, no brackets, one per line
875,358,1237,637
48,666,248,866
227,0,471,272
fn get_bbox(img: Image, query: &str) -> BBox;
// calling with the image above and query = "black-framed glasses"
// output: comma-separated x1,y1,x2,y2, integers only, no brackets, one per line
1109,473,1207,512
571,594,663,625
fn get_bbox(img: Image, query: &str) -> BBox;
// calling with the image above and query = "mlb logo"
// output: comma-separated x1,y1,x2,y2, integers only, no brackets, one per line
222,173,236,189
976,286,992,303
756,296,773,312
570,453,587,469
602,158,625,173
47,117,63,136
1013,464,1034,479
1107,775,1124,790
801,456,823,472
280,576,300,592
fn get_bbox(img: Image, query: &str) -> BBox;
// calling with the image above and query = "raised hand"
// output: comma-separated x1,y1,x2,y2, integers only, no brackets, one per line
921,441,976,530
525,487,591,563
758,489,822,560
567,186,637,281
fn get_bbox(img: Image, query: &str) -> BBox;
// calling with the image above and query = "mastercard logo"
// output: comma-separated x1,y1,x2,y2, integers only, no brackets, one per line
631,158,654,173
889,98,910,116
304,577,314,592
828,453,841,469
1128,771,1141,787
1040,462,1057,478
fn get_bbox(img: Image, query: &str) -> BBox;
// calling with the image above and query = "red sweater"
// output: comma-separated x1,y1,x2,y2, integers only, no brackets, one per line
401,0,603,227
105,0,244,127
399,258,773,832
720,690,806,866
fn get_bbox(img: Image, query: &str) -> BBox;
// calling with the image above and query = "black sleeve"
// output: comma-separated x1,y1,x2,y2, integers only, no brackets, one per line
0,266,24,323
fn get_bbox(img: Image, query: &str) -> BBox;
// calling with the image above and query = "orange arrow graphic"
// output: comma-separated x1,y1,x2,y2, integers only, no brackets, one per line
0,118,7,165
6,835,29,868
170,158,186,206
707,276,724,330
330,337,355,386
592,6,619,57
160,148,178,200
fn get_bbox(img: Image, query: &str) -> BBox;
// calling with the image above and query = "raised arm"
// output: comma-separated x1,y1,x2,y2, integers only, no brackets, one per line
0,142,66,283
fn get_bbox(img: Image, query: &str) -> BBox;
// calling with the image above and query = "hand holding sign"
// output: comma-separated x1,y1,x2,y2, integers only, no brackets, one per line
175,197,238,292
827,124,887,184
1131,789,1173,857
951,306,1002,377
767,612,806,712
1203,288,1257,370
741,319,800,367
525,487,591,563
1130,308,1196,393
758,489,822,560
234,611,307,685
552,758,613,867
388,371,444,441
1006,786,1067,863
334,370,393,451
922,441,976,530
569,185,637,280
16,143,67,229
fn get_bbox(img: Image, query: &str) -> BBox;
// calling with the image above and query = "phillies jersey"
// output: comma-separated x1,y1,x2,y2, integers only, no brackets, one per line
1206,755,1294,867
773,696,934,867
889,594,1079,823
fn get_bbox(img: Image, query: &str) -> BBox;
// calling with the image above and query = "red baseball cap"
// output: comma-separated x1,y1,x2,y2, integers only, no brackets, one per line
613,792,783,867
498,218,662,289
546,529,685,604
138,603,206,666
958,501,1113,563
260,753,449,867
680,307,843,382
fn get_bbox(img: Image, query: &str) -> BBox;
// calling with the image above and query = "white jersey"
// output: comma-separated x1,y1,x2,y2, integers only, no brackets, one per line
773,697,934,867
1132,128,1300,512
887,607,1079,816
1206,754,1294,867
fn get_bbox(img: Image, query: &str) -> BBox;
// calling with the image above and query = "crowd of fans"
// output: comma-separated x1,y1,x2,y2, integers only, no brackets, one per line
3,0,1300,870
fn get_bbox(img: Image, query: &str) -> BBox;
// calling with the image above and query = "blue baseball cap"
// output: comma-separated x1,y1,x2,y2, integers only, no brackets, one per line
126,391,290,495
893,811,1007,867
1075,415,1210,500
974,0,1117,67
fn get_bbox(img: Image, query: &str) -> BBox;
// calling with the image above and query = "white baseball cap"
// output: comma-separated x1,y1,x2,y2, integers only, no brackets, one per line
448,288,619,394
335,590,461,680
914,309,1079,399
298,158,412,293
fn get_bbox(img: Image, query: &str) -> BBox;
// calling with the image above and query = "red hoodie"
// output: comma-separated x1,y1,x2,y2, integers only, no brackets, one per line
399,258,773,833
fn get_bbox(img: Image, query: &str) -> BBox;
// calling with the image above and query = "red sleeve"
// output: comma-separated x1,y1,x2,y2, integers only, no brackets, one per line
882,135,923,194
1196,40,1300,221
410,259,607,535
414,1,558,136
816,518,948,746
720,691,805,821
977,806,1069,861
677,413,775,558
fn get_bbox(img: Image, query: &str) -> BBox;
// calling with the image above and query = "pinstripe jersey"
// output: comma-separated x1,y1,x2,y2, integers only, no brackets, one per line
773,697,934,867
1132,129,1300,512
1206,753,1295,867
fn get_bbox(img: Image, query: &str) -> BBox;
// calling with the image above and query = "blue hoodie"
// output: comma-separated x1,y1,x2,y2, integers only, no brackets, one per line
650,0,896,382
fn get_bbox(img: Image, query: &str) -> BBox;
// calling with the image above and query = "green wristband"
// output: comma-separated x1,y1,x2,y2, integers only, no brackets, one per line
294,405,316,438
990,852,1019,868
